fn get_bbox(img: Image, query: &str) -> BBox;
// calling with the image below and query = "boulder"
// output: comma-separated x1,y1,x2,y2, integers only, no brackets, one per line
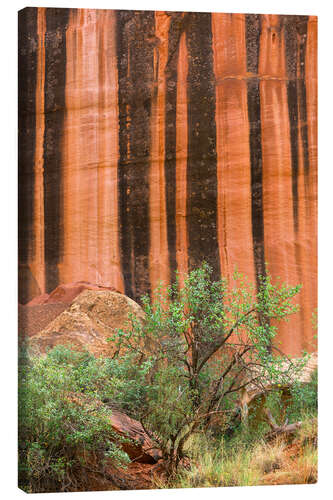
28,290,144,357
20,282,121,340
109,409,162,464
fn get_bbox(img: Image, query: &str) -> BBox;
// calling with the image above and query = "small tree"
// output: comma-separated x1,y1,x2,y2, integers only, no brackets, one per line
108,263,306,474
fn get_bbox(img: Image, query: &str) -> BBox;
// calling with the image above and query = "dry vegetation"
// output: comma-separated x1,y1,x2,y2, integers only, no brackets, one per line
156,414,317,489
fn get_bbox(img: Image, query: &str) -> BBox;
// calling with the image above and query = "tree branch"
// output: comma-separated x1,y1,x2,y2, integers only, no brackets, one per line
197,308,257,373
223,376,260,396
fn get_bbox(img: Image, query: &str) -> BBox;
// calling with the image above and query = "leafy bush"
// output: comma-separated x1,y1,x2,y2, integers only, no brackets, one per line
18,346,130,493
108,262,305,473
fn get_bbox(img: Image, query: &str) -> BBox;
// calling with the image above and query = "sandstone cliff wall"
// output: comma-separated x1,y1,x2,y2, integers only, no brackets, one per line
18,8,317,355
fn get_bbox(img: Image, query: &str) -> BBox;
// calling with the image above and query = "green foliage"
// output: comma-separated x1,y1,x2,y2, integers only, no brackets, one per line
259,365,317,424
108,262,305,472
291,369,318,417
18,346,130,493
242,368,318,440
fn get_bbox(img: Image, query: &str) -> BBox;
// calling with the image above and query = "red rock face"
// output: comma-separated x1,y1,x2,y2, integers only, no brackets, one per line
18,9,317,356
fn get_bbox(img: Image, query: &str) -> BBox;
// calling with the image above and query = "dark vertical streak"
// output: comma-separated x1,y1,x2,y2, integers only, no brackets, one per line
246,14,271,348
18,7,38,303
43,8,69,292
283,15,309,332
116,11,154,302
247,79,266,282
297,17,310,182
286,81,299,232
116,11,132,298
164,14,183,284
283,15,300,235
186,12,220,280
245,14,266,285
245,14,261,74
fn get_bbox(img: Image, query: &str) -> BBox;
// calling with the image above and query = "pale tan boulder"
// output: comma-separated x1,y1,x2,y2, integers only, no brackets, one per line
29,290,144,357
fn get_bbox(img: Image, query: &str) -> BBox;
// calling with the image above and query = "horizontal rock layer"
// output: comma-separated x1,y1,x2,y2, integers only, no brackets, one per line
18,8,317,355
27,281,119,305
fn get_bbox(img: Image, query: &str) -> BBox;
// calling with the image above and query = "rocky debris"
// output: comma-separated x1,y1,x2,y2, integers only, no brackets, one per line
72,458,164,491
27,281,119,306
28,289,144,357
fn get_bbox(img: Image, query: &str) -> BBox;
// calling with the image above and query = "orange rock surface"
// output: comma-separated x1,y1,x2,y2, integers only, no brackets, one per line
18,9,317,356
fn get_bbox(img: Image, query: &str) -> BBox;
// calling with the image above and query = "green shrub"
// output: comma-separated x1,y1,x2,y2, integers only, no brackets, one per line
18,346,130,493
